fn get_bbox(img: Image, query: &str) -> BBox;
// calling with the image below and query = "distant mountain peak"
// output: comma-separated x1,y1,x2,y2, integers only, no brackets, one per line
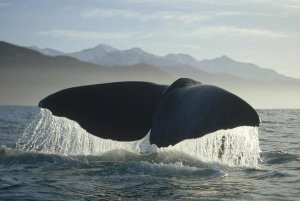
215,55,233,61
164,53,198,65
220,55,230,59
203,55,238,65
93,44,118,52
165,53,195,59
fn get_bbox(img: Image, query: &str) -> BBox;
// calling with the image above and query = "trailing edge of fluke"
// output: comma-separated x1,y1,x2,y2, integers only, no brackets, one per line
38,78,260,148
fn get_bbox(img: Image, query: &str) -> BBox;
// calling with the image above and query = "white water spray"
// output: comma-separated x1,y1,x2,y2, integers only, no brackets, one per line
160,126,260,167
17,109,261,167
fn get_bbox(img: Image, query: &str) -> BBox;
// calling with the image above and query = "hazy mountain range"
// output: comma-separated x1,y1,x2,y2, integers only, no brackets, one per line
30,44,294,82
1,41,171,105
1,41,299,108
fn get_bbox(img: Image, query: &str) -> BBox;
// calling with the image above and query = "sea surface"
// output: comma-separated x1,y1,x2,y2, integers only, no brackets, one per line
0,106,299,201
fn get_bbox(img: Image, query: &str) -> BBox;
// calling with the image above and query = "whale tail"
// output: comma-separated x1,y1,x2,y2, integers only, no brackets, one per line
39,78,260,147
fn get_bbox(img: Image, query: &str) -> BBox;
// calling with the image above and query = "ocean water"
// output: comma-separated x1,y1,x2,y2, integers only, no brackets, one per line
0,106,299,200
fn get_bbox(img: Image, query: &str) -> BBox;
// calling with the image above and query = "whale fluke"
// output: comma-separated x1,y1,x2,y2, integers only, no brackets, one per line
39,82,167,141
150,78,259,147
39,78,260,147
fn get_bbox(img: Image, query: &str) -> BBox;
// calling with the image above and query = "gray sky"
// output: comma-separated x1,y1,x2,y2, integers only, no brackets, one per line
1,0,299,78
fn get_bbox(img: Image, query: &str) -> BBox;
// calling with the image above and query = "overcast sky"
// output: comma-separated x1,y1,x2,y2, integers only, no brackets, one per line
0,0,299,78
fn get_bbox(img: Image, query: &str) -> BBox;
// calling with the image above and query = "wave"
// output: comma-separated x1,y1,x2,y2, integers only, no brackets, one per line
0,145,226,180
0,145,83,168
16,109,261,168
261,151,299,165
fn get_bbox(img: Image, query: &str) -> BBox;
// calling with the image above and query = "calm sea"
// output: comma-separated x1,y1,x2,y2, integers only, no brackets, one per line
0,106,299,200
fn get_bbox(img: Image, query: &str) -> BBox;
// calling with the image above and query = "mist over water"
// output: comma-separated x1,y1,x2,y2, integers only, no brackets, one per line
1,106,299,200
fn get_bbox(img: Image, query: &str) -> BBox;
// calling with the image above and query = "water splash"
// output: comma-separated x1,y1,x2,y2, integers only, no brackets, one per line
160,126,261,167
16,109,150,155
17,109,261,167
